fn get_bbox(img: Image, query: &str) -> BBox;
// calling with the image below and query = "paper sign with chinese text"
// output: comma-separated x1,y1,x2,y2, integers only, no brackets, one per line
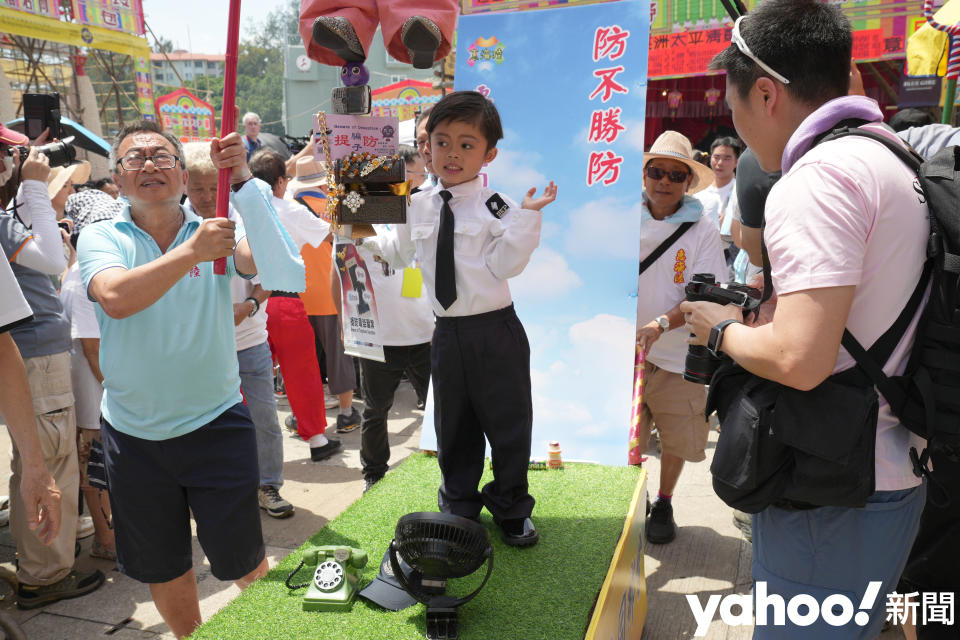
334,242,385,362
314,113,399,162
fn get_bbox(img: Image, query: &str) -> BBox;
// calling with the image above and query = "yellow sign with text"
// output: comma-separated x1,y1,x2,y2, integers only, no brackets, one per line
585,468,648,640
0,7,149,58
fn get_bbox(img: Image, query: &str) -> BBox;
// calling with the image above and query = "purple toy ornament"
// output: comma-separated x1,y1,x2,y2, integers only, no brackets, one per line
341,63,370,87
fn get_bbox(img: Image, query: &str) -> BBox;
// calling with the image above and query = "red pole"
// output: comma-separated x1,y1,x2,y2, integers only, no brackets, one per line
215,0,242,275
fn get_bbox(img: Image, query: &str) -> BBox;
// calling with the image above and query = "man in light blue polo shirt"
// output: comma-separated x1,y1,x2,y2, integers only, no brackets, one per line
78,120,303,639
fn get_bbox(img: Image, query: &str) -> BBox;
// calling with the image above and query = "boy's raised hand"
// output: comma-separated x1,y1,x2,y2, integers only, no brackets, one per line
522,181,558,211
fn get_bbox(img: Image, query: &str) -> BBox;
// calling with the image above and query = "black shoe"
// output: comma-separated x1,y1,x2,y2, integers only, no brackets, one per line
416,397,426,410
336,407,361,433
645,499,677,544
312,16,365,63
498,517,539,547
363,475,382,493
284,414,297,433
17,569,105,610
310,438,342,462
401,16,441,69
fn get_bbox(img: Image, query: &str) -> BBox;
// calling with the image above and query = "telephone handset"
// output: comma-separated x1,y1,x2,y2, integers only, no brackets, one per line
286,545,368,611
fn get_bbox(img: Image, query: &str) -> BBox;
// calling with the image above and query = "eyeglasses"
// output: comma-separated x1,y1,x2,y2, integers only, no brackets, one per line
117,153,179,171
732,16,790,85
645,166,691,184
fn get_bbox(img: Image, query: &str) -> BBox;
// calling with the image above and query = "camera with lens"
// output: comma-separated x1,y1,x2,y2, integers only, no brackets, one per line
7,137,77,169
683,273,761,385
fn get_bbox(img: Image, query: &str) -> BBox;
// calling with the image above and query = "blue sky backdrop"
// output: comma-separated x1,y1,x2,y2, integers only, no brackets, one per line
420,0,650,465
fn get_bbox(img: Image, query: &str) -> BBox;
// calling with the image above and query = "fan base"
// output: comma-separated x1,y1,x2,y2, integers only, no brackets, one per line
425,606,459,640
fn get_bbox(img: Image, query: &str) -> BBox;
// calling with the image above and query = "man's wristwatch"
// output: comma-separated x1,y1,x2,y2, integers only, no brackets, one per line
655,315,670,333
245,297,260,317
707,319,739,357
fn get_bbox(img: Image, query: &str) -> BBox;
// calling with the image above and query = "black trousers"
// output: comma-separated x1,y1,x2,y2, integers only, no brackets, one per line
432,305,535,521
359,342,431,480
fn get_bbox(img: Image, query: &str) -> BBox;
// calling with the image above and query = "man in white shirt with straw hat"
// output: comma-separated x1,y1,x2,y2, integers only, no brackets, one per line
636,130,727,545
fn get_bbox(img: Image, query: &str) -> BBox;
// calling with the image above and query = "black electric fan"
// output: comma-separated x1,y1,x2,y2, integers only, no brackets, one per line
389,512,494,640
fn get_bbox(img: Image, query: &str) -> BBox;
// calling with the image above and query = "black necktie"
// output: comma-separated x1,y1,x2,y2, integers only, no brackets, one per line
435,190,457,309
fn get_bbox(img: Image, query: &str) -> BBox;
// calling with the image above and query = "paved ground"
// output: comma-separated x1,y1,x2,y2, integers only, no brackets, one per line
0,388,911,639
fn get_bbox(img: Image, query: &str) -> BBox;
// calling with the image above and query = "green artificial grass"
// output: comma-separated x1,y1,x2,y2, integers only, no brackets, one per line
192,453,641,640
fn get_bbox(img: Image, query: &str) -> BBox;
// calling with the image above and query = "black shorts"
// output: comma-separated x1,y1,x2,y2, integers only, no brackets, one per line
101,403,265,583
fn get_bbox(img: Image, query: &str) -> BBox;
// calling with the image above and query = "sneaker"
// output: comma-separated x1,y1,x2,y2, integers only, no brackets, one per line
732,509,752,542
310,438,342,462
258,486,295,519
77,516,95,539
284,414,298,433
363,476,382,493
416,397,426,410
90,540,117,561
336,407,361,434
645,499,677,544
17,569,105,610
324,394,339,409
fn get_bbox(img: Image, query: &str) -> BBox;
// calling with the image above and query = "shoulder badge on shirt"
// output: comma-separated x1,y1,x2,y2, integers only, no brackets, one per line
485,193,509,219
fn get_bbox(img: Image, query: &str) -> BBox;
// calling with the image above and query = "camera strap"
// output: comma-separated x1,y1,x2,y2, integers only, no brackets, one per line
639,221,694,276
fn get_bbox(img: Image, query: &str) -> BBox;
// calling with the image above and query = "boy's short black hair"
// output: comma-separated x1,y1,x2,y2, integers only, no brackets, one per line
709,0,852,107
710,136,743,157
425,91,503,150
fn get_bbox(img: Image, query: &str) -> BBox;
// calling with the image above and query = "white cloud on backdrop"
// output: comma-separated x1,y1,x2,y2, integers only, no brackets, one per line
510,248,583,301
563,197,643,260
483,147,548,203
526,313,636,463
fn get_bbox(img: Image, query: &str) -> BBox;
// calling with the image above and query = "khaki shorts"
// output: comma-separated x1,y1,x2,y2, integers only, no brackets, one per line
639,361,710,462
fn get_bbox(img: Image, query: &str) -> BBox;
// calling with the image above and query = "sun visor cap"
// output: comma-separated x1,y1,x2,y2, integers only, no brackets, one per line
358,548,419,611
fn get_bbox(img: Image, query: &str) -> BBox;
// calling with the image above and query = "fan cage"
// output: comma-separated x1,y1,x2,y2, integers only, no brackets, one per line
394,513,491,579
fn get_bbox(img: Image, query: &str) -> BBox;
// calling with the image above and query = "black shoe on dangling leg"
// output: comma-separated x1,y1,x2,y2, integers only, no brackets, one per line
401,16,441,69
313,16,366,63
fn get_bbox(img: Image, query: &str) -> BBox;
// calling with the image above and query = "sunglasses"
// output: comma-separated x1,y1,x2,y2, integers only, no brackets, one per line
732,16,790,85
645,166,691,184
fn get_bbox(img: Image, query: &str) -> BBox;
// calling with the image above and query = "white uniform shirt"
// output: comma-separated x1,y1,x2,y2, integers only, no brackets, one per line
358,238,434,346
0,243,31,331
370,176,542,317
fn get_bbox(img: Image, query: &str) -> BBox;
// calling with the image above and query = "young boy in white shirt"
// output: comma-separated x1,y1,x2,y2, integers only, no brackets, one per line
368,91,556,546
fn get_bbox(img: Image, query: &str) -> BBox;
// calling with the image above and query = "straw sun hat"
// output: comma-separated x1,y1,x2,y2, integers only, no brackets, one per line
642,131,715,194
287,156,328,195
47,161,91,200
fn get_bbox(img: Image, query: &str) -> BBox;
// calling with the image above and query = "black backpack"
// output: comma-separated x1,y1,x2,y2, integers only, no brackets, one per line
815,123,960,497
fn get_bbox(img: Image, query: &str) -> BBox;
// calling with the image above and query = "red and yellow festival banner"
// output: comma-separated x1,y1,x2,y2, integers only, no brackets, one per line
70,0,144,36
3,0,59,19
370,79,442,122
155,88,215,141
649,0,928,78
133,50,155,121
